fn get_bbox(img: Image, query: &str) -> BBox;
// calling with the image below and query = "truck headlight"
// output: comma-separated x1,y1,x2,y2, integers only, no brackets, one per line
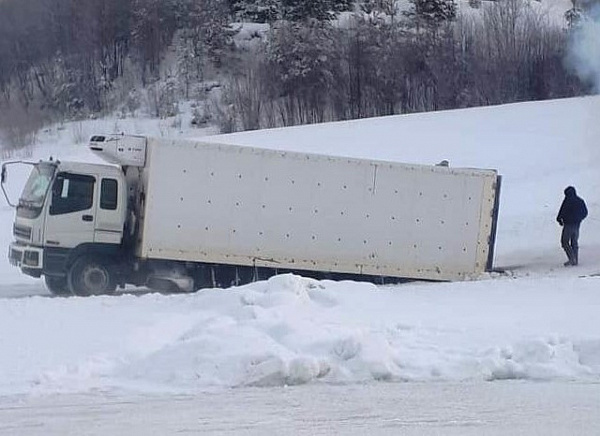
23,251,40,267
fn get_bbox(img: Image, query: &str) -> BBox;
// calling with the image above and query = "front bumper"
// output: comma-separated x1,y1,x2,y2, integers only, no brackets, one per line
9,242,43,277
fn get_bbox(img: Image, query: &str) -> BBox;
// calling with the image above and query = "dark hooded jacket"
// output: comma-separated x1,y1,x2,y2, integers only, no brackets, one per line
557,186,588,226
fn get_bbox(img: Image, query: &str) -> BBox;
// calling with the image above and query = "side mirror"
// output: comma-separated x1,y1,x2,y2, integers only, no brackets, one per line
1,160,41,208
1,164,15,207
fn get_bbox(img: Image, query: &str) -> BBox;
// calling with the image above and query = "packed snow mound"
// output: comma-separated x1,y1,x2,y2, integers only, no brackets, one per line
1,274,600,395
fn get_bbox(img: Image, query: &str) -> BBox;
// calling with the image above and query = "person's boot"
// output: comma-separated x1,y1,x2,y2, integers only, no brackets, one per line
573,248,579,266
563,247,575,266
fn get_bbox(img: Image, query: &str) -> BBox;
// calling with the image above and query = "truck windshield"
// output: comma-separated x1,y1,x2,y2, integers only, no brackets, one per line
17,163,56,218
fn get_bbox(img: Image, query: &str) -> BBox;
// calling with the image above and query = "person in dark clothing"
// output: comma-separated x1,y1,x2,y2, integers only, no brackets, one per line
556,186,588,266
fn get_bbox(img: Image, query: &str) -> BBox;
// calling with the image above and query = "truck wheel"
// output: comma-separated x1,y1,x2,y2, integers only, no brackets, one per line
68,256,116,296
44,275,71,296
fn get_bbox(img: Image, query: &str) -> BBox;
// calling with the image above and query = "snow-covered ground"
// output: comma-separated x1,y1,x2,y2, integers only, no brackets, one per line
1,96,600,433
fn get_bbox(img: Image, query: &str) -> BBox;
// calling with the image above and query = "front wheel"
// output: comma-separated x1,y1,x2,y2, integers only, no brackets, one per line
44,275,71,296
68,256,116,296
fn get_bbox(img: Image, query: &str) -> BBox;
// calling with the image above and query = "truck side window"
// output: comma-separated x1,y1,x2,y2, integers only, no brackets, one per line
100,179,118,210
50,173,95,215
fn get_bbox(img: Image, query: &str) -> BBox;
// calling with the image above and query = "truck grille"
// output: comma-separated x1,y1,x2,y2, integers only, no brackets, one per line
13,224,32,240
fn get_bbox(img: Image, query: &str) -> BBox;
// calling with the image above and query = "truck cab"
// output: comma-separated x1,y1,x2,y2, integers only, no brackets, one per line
5,159,127,295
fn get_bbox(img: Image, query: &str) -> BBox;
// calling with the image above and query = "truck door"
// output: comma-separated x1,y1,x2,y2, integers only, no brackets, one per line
44,172,97,249
94,177,123,244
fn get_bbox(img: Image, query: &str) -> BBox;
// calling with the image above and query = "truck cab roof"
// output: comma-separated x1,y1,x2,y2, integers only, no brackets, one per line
51,160,123,178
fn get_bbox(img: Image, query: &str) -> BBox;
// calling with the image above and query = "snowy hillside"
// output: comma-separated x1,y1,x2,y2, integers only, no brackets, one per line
0,96,599,398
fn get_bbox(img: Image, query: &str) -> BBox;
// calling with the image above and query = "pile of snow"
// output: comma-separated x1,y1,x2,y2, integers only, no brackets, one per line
1,273,599,396
1,96,600,396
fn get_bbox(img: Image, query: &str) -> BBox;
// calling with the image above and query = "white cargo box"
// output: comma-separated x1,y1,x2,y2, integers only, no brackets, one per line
137,138,499,281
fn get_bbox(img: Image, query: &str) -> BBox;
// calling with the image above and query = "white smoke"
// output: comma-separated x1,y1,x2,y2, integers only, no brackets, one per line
567,5,600,93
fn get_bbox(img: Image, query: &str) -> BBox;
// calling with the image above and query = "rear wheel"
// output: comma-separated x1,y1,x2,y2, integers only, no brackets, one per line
68,256,116,296
44,275,71,296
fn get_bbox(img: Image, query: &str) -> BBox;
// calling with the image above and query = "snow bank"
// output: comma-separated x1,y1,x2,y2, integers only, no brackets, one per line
1,274,600,396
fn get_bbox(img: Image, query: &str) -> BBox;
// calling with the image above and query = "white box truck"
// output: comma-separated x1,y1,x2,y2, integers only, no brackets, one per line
2,134,501,296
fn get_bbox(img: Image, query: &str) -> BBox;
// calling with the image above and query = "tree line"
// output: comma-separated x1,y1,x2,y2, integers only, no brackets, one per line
0,0,593,147
217,0,591,132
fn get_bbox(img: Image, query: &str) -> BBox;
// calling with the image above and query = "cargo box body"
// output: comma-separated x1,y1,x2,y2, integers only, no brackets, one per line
137,138,499,281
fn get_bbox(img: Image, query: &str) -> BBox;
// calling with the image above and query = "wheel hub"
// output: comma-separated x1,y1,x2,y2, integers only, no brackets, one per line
82,265,109,293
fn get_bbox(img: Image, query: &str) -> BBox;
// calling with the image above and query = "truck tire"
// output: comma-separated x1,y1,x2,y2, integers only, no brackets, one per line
68,256,116,296
44,275,71,296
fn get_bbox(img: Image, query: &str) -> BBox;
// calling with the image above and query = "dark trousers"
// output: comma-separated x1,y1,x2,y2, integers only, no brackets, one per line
561,224,580,265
